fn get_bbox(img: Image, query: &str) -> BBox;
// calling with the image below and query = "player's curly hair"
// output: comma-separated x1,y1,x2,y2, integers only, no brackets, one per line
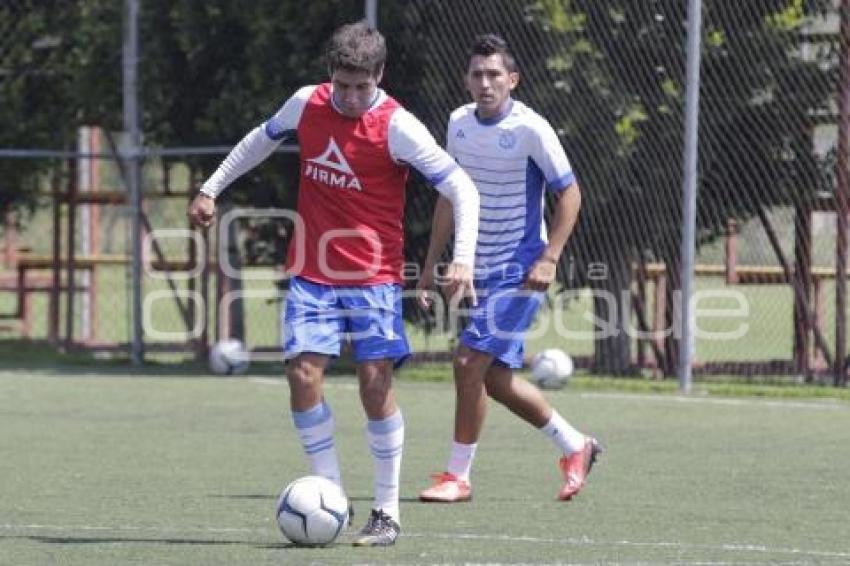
326,21,386,77
469,33,518,73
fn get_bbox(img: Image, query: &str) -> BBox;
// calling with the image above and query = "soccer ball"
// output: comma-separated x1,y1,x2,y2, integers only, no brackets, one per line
276,475,349,546
531,348,574,389
208,339,250,375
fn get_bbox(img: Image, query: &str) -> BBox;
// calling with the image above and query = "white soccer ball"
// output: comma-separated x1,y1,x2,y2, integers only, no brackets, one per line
531,348,574,389
276,475,349,546
208,339,250,375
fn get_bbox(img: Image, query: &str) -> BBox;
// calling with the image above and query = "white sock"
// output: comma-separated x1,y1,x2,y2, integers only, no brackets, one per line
540,410,586,455
292,401,341,487
446,441,477,482
367,410,404,524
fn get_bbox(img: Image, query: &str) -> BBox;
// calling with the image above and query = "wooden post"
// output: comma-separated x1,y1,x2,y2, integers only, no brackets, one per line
199,224,210,358
836,0,850,386
187,168,200,357
725,218,739,285
813,277,827,371
793,204,813,380
88,127,102,342
217,267,230,342
653,272,667,375
188,221,198,352
48,167,62,344
636,259,647,369
16,264,31,338
198,165,211,359
3,211,17,269
65,158,78,346
214,202,225,343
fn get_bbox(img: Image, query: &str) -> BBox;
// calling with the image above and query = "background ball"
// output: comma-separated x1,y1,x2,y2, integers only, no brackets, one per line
208,339,250,375
531,348,574,389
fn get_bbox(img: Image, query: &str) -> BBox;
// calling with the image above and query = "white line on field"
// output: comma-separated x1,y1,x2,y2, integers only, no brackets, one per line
0,523,254,534
248,377,283,386
577,391,849,411
248,377,359,390
249,377,848,411
1,523,848,559
403,532,850,559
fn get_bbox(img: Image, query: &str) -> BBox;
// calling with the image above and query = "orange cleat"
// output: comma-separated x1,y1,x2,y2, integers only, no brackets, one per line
557,437,602,501
419,472,473,503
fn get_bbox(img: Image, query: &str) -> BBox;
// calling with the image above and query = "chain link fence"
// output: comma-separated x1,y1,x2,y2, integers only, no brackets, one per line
1,0,847,381
398,0,842,380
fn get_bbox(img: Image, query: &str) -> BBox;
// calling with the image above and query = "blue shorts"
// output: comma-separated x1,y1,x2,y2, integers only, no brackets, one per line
282,276,411,367
460,277,544,369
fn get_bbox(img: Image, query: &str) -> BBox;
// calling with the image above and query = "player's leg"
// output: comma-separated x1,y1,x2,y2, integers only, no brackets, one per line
353,360,403,546
282,277,344,487
287,352,330,410
478,282,601,500
484,354,601,501
343,284,408,546
419,295,494,503
485,363,548,423
419,344,490,503
286,353,342,484
453,345,493,445
484,363,585,449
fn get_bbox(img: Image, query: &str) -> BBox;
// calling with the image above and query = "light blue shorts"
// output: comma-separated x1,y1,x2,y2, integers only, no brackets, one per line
282,276,411,367
460,277,544,369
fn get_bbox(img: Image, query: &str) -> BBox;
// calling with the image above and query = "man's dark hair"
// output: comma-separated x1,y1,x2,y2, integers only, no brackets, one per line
469,34,518,73
326,21,386,77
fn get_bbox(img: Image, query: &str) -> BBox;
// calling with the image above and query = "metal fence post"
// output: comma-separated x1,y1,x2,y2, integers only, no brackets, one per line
124,0,143,365
678,0,703,392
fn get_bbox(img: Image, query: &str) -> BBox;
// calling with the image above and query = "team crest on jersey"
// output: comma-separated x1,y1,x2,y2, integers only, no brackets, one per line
456,129,465,139
304,137,363,191
498,130,516,149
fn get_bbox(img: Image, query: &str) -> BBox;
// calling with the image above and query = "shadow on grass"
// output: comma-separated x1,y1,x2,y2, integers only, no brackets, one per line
0,338,355,378
210,493,421,504
3,534,348,551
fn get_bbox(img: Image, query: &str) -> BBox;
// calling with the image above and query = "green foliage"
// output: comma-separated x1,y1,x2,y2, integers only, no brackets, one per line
523,0,835,271
138,0,367,204
0,0,369,214
614,104,649,148
1,2,83,212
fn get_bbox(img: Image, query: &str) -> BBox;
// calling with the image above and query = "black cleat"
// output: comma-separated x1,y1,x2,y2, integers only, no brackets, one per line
352,508,400,547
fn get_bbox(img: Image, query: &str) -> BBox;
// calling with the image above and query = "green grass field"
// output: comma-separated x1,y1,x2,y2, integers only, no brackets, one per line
1,367,849,564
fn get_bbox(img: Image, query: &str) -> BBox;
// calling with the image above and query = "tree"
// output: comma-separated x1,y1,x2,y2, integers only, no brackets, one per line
1,1,373,215
522,0,834,374
0,1,115,215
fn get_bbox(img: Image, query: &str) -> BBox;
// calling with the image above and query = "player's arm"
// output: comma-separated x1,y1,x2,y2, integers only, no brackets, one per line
524,118,582,291
188,87,313,227
418,195,454,309
188,127,281,227
525,183,581,291
389,110,480,305
430,167,479,305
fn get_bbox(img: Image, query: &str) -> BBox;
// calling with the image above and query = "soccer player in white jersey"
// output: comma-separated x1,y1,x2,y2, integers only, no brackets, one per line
417,34,601,503
188,22,479,545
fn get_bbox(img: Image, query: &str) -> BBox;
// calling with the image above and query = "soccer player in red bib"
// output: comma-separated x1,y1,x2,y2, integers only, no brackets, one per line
189,22,479,546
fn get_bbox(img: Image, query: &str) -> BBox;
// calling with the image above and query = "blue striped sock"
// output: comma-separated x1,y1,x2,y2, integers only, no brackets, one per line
292,401,341,486
367,410,404,523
